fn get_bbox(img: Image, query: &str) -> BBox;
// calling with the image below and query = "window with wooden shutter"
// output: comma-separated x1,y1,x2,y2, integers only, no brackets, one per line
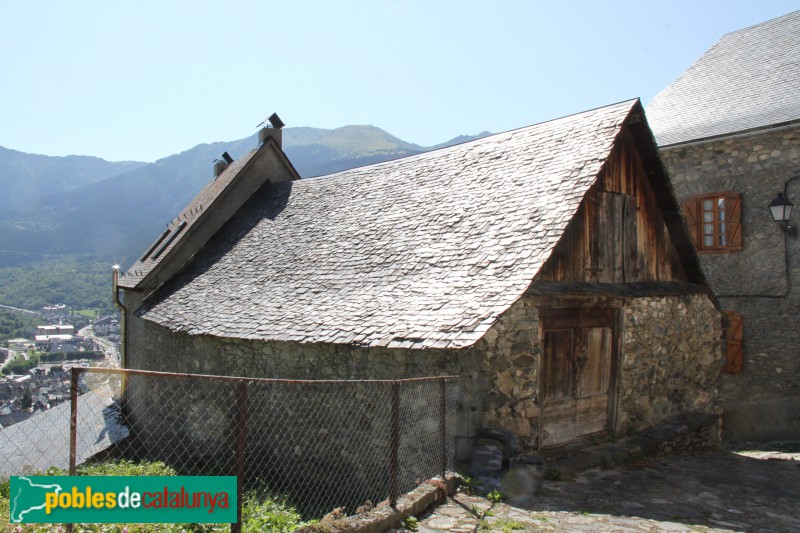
722,311,743,374
681,192,743,254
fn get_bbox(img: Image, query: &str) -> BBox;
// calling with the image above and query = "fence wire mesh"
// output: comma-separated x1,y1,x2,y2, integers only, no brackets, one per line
1,367,460,523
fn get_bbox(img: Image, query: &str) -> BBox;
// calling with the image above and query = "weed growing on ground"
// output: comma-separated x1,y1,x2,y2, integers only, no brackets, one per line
469,505,485,519
458,475,476,495
478,518,526,532
401,516,419,531
495,518,526,532
487,490,504,503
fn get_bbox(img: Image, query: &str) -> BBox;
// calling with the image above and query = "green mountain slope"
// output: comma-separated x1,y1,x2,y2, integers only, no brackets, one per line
0,125,490,308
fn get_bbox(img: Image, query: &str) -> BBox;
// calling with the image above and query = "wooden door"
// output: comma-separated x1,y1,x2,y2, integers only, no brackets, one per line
541,308,615,447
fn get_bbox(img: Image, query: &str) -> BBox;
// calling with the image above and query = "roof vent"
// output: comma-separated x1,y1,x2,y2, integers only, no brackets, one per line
257,112,285,147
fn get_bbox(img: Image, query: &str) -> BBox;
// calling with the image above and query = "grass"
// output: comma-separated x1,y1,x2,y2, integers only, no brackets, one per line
1,461,308,533
478,517,526,532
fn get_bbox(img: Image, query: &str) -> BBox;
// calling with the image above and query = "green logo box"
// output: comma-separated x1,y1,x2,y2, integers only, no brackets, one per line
9,476,237,524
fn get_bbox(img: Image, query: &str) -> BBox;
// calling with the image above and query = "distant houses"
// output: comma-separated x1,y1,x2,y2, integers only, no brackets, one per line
36,325,74,336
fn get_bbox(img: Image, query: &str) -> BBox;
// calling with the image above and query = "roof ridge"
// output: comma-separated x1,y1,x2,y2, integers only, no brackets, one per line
719,9,800,38
304,99,639,183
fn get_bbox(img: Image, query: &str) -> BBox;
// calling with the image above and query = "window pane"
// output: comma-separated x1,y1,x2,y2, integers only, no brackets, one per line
717,198,725,211
704,235,714,246
704,224,714,235
703,199,713,210
719,224,727,246
719,209,725,221
704,211,713,222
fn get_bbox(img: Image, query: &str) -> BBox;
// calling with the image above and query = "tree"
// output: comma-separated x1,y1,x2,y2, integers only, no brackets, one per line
19,392,32,410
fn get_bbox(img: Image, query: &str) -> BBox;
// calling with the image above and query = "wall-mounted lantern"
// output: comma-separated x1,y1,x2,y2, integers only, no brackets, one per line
769,192,793,231
770,176,800,238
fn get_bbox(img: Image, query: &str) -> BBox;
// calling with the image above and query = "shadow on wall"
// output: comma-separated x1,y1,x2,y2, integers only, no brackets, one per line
724,395,800,441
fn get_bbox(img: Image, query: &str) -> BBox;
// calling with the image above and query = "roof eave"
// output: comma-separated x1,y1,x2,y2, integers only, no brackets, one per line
123,136,298,293
622,100,724,315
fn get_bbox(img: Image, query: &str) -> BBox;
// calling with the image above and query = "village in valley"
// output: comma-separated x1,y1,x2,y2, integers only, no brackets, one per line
0,304,120,429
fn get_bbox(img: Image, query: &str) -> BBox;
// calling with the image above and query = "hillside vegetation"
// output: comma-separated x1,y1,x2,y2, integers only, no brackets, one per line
0,126,490,310
0,255,116,313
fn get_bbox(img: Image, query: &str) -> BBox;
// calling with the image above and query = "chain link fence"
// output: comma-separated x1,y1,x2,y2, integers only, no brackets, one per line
2,367,460,526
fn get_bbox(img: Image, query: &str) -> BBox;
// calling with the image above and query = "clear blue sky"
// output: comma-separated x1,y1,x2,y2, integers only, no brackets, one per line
1,1,796,163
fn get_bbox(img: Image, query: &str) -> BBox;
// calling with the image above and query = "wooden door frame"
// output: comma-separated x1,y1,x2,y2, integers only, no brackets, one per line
534,297,624,450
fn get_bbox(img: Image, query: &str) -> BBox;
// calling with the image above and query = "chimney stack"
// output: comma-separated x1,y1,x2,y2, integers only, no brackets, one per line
213,161,229,177
258,112,285,147
213,152,234,178
259,127,282,147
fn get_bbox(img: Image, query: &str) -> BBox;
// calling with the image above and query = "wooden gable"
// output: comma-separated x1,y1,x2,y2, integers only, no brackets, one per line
537,127,687,284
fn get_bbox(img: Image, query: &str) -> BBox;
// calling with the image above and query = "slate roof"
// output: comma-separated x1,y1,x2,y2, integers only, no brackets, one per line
647,11,800,146
137,100,670,349
119,136,299,290
118,150,261,289
0,384,129,477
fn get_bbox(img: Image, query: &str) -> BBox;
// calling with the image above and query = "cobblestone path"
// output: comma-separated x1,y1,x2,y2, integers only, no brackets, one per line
414,448,800,532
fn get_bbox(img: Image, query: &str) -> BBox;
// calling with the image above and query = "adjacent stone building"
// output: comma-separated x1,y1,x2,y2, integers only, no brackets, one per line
118,99,722,452
647,11,800,441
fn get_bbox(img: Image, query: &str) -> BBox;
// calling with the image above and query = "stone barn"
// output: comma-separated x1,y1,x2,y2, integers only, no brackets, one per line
647,11,800,441
117,99,722,453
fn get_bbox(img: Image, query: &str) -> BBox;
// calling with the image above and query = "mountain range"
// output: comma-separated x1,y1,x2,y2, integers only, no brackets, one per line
0,125,489,309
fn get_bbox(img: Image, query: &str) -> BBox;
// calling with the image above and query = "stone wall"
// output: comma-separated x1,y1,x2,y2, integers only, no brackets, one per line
125,291,541,447
660,124,800,440
125,290,720,450
619,294,721,433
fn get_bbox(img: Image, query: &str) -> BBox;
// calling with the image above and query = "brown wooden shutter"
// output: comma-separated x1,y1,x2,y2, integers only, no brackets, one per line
722,311,744,374
682,197,699,249
725,192,743,251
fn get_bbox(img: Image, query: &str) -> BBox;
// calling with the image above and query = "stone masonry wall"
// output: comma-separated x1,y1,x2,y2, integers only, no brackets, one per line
619,294,721,434
660,124,800,440
126,290,720,452
125,291,541,449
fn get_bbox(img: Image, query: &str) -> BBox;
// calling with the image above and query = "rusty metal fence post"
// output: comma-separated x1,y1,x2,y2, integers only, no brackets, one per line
389,381,400,508
69,366,80,476
232,380,248,533
439,378,447,481
66,366,82,533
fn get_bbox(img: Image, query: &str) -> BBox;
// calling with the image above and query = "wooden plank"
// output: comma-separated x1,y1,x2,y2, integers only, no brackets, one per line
542,398,577,447
624,194,639,281
575,394,609,435
576,327,611,397
598,193,627,283
542,329,574,401
541,307,614,329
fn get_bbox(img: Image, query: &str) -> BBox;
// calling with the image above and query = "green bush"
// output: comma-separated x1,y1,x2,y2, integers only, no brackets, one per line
1,352,39,375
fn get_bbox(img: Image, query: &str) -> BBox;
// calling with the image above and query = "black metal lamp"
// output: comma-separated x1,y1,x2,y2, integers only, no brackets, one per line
770,192,795,235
